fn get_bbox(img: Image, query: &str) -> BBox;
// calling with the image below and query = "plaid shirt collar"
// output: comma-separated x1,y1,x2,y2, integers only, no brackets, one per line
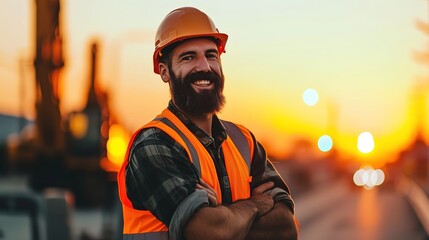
167,101,227,148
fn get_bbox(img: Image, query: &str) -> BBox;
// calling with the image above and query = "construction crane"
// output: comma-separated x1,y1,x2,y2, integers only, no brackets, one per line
27,0,116,207
33,0,64,156
28,0,68,193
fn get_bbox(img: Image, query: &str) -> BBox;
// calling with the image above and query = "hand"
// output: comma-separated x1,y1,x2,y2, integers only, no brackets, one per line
252,181,275,195
250,181,274,217
196,178,218,206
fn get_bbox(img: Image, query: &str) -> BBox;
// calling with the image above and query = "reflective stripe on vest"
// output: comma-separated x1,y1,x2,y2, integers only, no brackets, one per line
155,117,201,176
123,231,170,240
221,120,251,170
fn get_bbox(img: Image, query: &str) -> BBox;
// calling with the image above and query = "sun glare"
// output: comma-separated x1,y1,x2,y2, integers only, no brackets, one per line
357,131,375,154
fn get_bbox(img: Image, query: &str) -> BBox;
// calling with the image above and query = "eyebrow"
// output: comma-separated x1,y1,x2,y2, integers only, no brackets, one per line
177,48,219,59
206,48,219,55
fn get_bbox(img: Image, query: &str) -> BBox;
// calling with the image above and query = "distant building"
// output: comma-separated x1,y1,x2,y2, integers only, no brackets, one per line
397,135,429,179
0,114,33,173
0,114,32,144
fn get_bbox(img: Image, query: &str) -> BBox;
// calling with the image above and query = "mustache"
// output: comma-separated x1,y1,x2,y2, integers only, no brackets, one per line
184,71,222,84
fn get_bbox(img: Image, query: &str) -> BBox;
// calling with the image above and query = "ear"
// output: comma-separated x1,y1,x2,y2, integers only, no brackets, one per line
159,63,170,83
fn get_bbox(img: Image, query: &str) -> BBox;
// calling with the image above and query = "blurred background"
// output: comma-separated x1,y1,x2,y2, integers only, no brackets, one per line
1,0,429,239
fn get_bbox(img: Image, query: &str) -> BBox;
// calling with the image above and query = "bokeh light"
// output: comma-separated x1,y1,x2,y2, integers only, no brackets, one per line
303,88,319,106
69,113,88,139
318,135,333,152
357,131,375,153
353,165,385,189
106,124,129,166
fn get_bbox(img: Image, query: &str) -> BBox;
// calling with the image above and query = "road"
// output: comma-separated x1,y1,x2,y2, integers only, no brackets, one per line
295,180,428,240
1,174,429,240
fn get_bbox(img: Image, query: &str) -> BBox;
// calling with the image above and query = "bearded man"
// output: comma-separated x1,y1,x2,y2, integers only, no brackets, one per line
117,7,298,240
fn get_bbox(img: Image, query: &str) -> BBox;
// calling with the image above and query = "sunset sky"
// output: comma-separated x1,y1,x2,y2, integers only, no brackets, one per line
1,0,429,164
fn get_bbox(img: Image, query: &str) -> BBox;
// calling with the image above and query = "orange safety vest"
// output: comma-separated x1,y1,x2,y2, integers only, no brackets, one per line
117,108,255,239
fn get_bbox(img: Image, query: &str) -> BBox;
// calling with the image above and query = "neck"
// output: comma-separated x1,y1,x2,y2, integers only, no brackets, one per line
173,102,214,136
187,113,213,136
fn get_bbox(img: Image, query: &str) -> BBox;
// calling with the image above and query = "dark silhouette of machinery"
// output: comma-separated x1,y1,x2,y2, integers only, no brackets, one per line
19,0,116,208
33,0,64,156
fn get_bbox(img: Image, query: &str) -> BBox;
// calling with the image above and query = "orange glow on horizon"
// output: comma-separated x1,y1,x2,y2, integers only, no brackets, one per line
1,0,428,169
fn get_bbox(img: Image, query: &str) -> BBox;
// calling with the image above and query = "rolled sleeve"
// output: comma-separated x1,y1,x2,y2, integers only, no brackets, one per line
169,189,209,240
266,187,295,214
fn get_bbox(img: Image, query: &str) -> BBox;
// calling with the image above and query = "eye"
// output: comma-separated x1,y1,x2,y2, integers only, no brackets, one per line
180,55,194,61
206,52,219,59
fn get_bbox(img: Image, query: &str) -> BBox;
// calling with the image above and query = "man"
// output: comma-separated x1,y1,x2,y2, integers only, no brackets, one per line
117,7,298,240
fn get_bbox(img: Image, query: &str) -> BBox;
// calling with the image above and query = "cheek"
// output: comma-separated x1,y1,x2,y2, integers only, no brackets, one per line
174,67,190,80
210,63,222,76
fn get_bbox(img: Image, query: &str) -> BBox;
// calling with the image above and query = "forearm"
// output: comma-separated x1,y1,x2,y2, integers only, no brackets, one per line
184,199,259,240
245,203,298,240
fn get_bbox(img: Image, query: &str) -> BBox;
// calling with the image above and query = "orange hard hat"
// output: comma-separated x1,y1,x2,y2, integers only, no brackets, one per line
153,7,228,74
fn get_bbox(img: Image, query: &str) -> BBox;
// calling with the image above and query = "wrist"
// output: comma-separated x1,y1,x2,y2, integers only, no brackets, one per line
230,199,259,220
248,197,261,217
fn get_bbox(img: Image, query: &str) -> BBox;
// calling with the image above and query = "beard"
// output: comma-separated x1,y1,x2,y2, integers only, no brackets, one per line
169,67,226,117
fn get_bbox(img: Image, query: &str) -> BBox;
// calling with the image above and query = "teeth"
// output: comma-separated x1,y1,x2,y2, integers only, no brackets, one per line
193,80,211,86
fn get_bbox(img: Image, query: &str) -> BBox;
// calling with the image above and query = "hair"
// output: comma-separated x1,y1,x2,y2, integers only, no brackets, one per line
158,41,179,67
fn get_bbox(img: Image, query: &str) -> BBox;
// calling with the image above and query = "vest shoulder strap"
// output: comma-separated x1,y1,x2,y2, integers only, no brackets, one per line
154,117,201,176
221,120,252,170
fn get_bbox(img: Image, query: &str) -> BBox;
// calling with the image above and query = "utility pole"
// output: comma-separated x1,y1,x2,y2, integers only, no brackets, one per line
19,57,26,133
34,0,64,155
30,0,66,192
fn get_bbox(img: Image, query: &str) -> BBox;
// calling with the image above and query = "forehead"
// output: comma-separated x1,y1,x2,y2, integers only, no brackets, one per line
171,38,218,57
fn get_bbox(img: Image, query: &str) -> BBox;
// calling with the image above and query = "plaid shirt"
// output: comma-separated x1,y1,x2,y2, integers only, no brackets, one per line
125,102,294,227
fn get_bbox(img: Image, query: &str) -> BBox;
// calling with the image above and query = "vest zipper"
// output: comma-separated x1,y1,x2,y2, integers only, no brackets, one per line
217,147,232,204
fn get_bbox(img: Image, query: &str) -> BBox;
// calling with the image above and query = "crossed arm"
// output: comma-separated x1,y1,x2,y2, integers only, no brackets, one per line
184,180,298,240
126,128,298,239
245,202,298,240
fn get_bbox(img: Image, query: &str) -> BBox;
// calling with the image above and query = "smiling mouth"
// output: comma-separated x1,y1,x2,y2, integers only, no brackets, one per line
192,80,212,87
191,80,214,91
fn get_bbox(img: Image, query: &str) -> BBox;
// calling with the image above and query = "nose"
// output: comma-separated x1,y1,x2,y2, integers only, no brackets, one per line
195,56,211,72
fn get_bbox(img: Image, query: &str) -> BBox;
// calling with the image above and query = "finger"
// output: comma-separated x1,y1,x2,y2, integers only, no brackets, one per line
199,179,217,195
197,183,216,196
197,184,218,206
199,178,214,190
253,181,275,195
207,193,218,206
197,183,214,191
